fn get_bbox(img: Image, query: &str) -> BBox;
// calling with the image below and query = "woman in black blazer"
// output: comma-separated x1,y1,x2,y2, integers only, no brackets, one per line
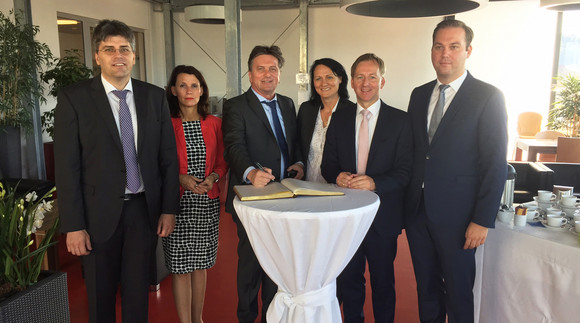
297,58,354,182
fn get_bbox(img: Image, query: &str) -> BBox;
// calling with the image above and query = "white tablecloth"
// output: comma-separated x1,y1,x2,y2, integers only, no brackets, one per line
474,220,580,322
233,188,379,323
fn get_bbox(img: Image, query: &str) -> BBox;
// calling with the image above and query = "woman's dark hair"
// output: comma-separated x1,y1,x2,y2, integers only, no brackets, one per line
309,58,349,105
165,65,210,119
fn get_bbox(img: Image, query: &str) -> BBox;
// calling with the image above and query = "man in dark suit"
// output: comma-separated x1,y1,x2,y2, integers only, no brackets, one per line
54,20,179,323
322,53,412,323
405,20,508,323
222,45,304,323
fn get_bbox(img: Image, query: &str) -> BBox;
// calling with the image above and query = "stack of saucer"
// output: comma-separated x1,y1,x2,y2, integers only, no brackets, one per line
559,195,580,217
534,195,555,212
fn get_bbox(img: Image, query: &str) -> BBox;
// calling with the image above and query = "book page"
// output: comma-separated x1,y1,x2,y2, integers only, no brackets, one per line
234,182,294,201
281,178,344,196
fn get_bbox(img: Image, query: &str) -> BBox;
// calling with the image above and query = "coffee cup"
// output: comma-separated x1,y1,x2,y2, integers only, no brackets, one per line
514,214,526,227
561,196,580,206
547,207,563,216
546,214,568,227
538,190,556,202
497,209,514,224
574,211,580,222
526,209,539,221
556,189,573,202
575,220,580,233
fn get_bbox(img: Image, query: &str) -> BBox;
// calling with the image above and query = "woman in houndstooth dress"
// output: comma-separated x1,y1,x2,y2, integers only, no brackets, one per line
163,65,228,323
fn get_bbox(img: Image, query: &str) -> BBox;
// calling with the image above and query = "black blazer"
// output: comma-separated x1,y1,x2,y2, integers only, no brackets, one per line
405,72,508,229
54,76,180,243
322,100,412,237
222,88,301,213
296,98,354,178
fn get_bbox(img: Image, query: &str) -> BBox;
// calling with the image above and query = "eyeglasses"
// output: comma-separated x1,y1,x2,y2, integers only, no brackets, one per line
98,47,133,56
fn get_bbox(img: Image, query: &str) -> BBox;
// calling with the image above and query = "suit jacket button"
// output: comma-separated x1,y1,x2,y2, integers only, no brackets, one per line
426,155,430,160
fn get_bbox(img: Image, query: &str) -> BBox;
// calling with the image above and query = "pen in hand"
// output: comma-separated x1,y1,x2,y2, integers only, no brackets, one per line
255,162,274,183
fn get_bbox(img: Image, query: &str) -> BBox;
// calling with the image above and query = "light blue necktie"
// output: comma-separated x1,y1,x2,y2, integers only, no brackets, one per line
428,84,450,143
113,90,140,193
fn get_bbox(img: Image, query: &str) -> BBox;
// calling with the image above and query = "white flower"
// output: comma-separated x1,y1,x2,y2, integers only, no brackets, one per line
25,191,38,203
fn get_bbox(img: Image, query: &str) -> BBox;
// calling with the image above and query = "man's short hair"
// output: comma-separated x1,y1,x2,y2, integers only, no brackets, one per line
432,19,474,48
93,19,136,52
350,53,385,78
247,45,285,71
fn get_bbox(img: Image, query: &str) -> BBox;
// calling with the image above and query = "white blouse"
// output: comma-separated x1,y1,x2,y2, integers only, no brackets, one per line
306,101,339,183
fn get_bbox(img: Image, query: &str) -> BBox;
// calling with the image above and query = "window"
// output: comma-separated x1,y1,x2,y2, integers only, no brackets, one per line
556,11,580,77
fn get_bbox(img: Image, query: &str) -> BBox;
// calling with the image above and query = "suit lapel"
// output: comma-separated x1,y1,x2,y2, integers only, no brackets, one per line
421,81,437,145
90,77,123,153
245,89,276,139
345,105,357,171
431,73,473,145
368,102,388,164
279,97,295,149
303,102,319,147
132,79,148,157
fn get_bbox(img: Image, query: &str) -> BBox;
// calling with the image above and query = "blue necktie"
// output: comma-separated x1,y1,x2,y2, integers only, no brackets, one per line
262,100,289,174
113,90,141,193
428,84,450,143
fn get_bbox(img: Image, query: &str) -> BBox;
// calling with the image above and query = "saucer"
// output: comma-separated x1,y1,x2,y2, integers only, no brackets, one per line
534,196,556,203
540,220,569,231
559,204,580,216
522,201,538,208
527,217,542,223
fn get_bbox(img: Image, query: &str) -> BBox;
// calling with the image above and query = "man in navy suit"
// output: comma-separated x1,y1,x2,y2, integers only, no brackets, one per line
55,20,179,323
222,45,304,323
322,53,412,323
405,20,508,323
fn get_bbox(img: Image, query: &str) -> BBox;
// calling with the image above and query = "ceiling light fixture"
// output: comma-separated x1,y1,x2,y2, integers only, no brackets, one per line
540,0,580,11
340,0,488,18
185,5,225,24
57,19,79,25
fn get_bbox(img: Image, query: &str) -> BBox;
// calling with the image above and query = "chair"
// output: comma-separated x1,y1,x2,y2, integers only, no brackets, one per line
534,130,565,162
510,161,553,203
556,137,580,163
517,112,542,138
534,130,565,139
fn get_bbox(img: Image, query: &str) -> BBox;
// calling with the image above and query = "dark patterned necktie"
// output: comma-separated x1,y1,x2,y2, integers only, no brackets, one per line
113,90,140,193
262,100,289,173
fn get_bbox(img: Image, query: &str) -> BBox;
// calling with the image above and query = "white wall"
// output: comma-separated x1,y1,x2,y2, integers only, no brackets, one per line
0,0,561,146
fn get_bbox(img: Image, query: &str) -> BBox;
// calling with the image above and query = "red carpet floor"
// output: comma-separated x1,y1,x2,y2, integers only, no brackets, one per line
61,206,419,322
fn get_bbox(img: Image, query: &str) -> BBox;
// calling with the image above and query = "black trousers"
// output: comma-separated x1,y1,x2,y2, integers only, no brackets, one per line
82,196,154,323
406,193,476,323
338,226,398,323
232,211,277,323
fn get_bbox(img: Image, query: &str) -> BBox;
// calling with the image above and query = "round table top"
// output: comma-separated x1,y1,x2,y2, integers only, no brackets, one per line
234,187,380,218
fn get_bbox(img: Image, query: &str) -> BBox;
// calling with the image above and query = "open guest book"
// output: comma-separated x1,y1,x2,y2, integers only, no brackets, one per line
234,178,345,201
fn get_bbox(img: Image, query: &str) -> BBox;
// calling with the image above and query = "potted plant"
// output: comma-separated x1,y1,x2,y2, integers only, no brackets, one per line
40,50,92,181
0,181,69,322
0,10,53,178
41,49,92,140
548,74,580,137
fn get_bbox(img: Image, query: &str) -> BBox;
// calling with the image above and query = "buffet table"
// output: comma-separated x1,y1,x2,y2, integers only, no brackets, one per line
233,188,379,323
474,220,580,322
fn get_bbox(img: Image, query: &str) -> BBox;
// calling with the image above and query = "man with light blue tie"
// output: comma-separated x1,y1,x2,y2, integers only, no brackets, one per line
222,45,304,323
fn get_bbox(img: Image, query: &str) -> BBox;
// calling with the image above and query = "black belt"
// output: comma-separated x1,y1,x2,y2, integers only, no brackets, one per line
123,192,145,201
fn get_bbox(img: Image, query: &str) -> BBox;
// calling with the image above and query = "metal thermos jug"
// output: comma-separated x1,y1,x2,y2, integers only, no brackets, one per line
500,164,517,208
